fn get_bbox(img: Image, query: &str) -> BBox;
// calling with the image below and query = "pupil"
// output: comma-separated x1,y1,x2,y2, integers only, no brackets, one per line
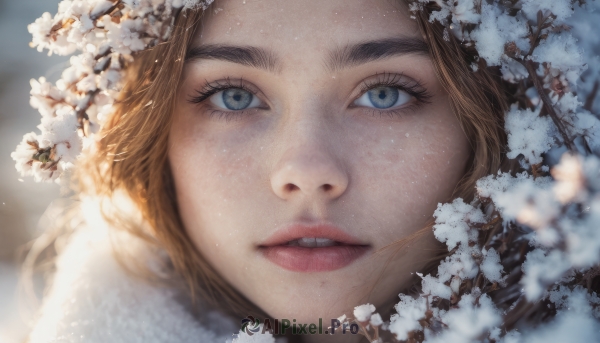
233,94,241,101
378,91,386,100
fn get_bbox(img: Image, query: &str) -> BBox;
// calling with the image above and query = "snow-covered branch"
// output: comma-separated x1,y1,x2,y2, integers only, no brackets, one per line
12,0,213,183
351,1,600,342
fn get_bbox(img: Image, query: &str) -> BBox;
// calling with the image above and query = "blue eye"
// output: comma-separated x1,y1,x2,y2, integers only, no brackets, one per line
210,88,260,110
354,86,412,109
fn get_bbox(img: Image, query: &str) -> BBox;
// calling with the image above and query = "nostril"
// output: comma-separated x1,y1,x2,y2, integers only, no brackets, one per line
271,155,349,200
285,184,300,192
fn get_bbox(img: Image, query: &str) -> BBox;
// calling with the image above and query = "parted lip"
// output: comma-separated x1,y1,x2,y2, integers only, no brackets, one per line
259,222,368,247
258,222,371,272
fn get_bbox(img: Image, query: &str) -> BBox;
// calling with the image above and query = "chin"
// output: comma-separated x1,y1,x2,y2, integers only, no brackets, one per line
262,299,353,325
249,276,384,323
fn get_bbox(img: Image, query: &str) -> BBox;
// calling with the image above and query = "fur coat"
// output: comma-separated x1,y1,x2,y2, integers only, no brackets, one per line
27,201,275,343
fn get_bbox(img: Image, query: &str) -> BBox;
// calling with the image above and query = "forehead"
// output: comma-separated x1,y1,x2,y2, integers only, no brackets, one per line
195,0,418,49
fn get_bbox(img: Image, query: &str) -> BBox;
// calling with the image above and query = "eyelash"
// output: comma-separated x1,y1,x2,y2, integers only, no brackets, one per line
188,78,256,104
188,78,260,121
187,73,432,121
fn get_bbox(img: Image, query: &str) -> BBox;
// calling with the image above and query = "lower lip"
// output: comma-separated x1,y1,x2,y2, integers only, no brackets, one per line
260,245,369,272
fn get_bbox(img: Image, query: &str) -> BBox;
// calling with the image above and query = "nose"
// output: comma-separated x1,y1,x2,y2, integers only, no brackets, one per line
270,145,349,201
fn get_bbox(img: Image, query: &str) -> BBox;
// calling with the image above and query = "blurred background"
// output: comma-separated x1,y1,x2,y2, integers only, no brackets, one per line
0,1,67,342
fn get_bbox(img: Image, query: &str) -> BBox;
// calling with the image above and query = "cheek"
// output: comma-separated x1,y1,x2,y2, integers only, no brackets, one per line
168,116,266,254
169,111,263,200
343,109,470,234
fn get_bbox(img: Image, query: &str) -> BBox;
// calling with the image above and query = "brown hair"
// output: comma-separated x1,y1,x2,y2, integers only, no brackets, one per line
76,8,263,317
374,1,512,306
33,1,511,319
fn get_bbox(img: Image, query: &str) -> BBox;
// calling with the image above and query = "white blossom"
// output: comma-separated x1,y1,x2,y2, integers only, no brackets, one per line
521,249,571,300
432,198,485,251
369,313,383,327
480,248,504,284
532,33,586,87
382,2,600,342
520,0,574,23
231,325,275,343
470,3,529,66
15,0,215,183
504,104,556,164
11,132,41,178
389,295,427,340
424,294,501,343
505,288,600,343
354,303,376,322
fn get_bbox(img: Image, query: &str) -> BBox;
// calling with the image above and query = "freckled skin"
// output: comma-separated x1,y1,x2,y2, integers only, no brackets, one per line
169,0,470,342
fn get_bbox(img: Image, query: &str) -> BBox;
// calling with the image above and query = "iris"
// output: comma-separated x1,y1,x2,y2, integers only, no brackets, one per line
222,88,253,110
367,87,399,109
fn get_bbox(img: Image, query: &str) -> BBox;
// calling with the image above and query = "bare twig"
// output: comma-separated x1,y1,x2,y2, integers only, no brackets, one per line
521,59,575,150
357,321,374,342
583,80,599,113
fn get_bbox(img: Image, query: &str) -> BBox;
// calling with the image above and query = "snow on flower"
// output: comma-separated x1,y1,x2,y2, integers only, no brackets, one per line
28,12,58,54
521,249,571,300
470,3,529,66
29,77,67,118
14,0,214,183
569,2,600,113
370,313,383,327
11,130,65,183
477,172,557,230
231,325,275,343
480,248,504,284
102,17,146,55
432,198,485,250
424,294,501,343
375,2,600,342
426,0,481,25
388,295,428,341
561,196,600,267
500,57,529,83
420,273,452,300
504,104,556,164
11,132,42,178
573,110,600,153
353,303,376,322
520,0,574,23
532,33,586,87
507,288,600,343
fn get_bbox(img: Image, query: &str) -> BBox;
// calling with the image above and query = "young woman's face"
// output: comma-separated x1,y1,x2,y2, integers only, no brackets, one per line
169,0,469,333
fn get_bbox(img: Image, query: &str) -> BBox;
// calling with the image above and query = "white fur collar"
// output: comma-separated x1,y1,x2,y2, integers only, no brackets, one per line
28,202,276,343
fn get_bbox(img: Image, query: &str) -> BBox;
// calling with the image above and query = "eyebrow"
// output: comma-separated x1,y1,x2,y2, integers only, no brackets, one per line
185,45,279,72
184,37,429,73
327,37,429,71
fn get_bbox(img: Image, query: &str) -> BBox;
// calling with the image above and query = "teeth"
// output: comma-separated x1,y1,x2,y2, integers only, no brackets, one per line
299,238,318,247
315,238,336,246
288,237,337,247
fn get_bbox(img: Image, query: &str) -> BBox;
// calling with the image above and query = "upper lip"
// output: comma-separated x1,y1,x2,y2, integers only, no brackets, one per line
259,222,367,247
